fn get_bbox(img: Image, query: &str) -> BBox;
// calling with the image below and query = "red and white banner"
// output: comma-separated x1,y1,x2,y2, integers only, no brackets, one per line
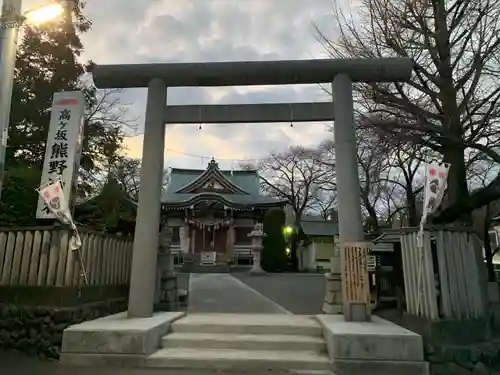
37,179,81,250
417,162,450,246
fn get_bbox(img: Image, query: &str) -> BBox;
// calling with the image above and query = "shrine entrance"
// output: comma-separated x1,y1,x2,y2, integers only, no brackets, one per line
92,58,413,320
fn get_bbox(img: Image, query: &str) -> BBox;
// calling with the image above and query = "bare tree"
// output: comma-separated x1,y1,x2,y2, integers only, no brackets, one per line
111,157,142,201
315,0,500,223
310,187,338,221
320,124,391,231
109,156,171,202
77,87,139,197
252,146,330,218
243,146,330,270
382,139,426,226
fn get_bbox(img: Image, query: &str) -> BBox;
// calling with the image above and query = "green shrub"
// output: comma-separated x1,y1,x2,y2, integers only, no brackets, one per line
262,207,288,272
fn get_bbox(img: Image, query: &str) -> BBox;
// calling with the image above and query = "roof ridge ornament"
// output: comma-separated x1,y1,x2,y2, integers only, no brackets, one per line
209,158,218,169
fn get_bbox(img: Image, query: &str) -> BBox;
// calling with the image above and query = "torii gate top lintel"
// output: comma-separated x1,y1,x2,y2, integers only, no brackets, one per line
92,57,413,89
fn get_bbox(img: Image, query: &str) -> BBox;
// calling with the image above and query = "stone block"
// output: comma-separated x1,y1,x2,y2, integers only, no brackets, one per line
344,302,370,322
61,311,185,360
322,303,342,314
333,358,429,375
316,315,425,362
324,291,342,304
323,273,342,315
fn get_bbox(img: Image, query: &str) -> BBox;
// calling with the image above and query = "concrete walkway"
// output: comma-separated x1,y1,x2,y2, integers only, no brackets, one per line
188,273,292,314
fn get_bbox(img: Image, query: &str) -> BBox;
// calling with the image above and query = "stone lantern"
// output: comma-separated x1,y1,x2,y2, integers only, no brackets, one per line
248,222,266,275
155,226,178,310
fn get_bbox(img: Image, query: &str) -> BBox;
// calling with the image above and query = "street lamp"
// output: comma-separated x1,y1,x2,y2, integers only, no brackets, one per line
0,0,65,201
23,3,63,24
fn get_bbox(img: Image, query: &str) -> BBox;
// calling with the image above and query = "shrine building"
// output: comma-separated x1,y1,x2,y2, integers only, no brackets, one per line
162,159,287,264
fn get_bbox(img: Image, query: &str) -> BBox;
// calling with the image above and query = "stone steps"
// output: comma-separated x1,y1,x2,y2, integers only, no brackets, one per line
170,313,323,336
147,348,331,370
145,313,331,371
162,332,327,352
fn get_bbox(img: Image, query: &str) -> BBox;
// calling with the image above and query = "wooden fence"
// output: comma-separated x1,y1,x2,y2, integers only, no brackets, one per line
401,227,488,320
0,226,133,287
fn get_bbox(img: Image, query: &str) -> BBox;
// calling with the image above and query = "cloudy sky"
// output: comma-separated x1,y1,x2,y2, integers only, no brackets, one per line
28,0,350,170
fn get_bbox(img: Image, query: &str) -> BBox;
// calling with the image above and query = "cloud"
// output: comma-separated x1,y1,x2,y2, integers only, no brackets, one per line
24,0,344,169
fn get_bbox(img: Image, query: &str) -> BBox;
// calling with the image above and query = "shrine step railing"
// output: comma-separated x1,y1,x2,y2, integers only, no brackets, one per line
0,226,133,287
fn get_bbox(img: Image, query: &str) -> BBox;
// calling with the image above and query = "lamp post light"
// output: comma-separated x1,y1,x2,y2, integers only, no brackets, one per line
0,0,65,201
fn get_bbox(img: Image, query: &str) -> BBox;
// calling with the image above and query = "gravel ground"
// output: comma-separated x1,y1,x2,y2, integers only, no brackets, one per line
232,273,326,315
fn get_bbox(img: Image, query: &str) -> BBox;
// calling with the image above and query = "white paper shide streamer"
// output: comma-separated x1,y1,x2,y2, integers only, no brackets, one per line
417,162,450,246
37,179,82,251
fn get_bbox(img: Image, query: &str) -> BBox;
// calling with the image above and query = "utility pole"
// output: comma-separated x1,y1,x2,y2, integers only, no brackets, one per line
0,0,22,200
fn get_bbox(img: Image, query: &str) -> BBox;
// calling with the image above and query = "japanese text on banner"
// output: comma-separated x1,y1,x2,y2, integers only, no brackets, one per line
36,92,85,219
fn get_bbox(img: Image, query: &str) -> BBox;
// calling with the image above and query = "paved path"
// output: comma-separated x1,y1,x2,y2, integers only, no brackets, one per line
188,273,292,314
233,273,325,315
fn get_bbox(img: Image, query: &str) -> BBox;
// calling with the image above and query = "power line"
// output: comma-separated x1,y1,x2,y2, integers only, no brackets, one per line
165,147,262,163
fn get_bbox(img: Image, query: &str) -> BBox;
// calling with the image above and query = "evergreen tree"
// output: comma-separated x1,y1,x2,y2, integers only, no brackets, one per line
262,208,288,272
6,0,122,173
0,1,126,225
75,176,137,233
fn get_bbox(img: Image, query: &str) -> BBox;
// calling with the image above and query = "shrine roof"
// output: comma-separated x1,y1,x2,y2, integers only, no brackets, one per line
161,192,286,208
162,159,287,208
301,216,339,237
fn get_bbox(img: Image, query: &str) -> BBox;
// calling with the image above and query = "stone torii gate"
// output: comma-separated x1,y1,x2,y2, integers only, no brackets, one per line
92,58,413,320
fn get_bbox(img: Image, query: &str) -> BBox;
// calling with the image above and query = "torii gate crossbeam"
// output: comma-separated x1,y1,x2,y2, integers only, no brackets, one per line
164,102,334,124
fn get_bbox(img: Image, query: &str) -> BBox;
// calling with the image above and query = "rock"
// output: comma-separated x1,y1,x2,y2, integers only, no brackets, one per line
51,332,63,345
28,328,37,338
454,348,475,370
426,343,437,356
472,362,488,375
445,362,473,375
11,317,23,329
24,308,35,320
430,363,448,375
53,309,71,323
480,343,499,365
470,347,481,364
55,322,68,332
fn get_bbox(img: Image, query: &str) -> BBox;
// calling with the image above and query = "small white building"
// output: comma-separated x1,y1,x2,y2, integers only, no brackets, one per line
297,216,339,272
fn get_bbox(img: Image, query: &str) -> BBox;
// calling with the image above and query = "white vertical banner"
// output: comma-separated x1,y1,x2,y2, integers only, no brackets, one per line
417,162,450,245
36,91,85,219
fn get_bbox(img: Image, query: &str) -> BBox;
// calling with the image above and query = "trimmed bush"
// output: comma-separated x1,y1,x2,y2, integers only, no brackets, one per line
262,207,288,272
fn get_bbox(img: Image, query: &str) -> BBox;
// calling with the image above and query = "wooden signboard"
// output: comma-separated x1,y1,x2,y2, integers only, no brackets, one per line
341,242,372,312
